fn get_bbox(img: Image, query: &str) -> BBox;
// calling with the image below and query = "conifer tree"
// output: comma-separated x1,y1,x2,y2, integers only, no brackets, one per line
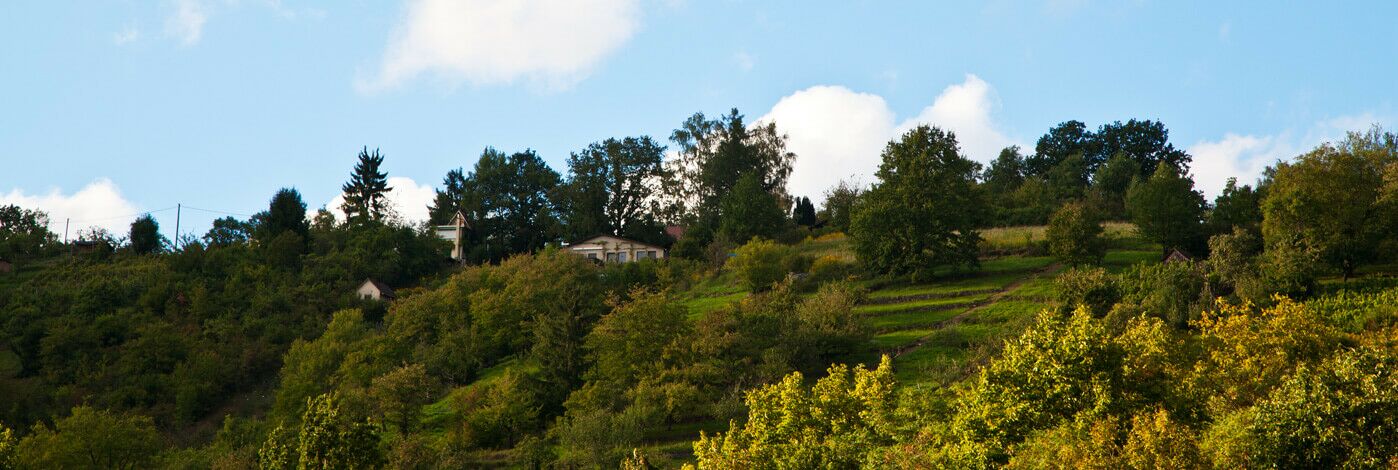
340,147,393,224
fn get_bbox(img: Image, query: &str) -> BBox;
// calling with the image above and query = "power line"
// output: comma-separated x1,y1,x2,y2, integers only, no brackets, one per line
181,205,254,218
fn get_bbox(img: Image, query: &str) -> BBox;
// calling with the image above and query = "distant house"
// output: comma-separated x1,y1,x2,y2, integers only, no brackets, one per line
356,279,396,301
434,211,470,261
71,240,100,255
1163,248,1193,264
0,259,11,275
565,235,667,263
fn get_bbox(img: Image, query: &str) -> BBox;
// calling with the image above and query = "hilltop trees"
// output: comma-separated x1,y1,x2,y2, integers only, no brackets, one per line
340,147,393,224
429,148,561,262
555,137,668,243
128,214,164,255
852,125,984,278
819,180,864,234
253,188,310,243
1262,127,1398,281
1126,163,1206,254
0,205,56,265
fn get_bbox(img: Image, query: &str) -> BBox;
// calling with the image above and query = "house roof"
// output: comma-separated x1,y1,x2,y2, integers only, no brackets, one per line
1163,248,1194,263
360,278,396,298
664,225,686,240
566,234,666,250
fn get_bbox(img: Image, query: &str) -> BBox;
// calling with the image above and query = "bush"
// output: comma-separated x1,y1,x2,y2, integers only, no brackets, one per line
726,238,807,292
802,254,857,289
1047,201,1106,266
1055,267,1119,317
1112,262,1209,329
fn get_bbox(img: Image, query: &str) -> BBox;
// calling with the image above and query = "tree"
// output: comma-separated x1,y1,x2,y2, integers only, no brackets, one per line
556,136,667,241
1090,152,1140,219
727,238,802,292
984,146,1027,195
340,147,393,224
1261,127,1397,281
128,214,164,255
14,406,161,470
254,188,310,243
791,196,817,227
369,364,437,434
259,393,383,470
0,205,55,264
662,109,795,224
203,216,251,247
690,356,897,468
1027,120,1094,177
0,422,15,470
851,125,984,278
1093,119,1190,177
1047,201,1106,266
1126,164,1206,254
433,148,562,262
819,179,864,233
1208,178,1262,236
717,174,786,243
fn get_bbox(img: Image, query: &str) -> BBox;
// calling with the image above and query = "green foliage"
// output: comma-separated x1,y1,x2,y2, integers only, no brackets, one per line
819,179,864,234
428,148,562,263
0,205,57,265
555,136,668,242
1125,163,1206,253
1089,152,1140,219
1207,178,1262,235
253,188,311,245
259,393,383,470
340,147,393,224
717,174,787,243
726,238,804,292
1247,342,1398,468
1055,266,1119,316
15,405,162,470
0,422,15,470
1112,261,1208,329
662,109,795,224
852,125,985,278
791,196,817,227
1262,127,1398,280
1046,201,1105,266
690,356,898,469
129,214,165,255
369,363,437,434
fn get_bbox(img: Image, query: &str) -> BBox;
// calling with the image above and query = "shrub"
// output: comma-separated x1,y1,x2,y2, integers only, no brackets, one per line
1047,201,1106,266
727,238,807,292
1055,266,1119,317
802,254,857,289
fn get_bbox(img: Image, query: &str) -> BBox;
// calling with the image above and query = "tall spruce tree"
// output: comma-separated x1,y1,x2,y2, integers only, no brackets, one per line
341,147,393,224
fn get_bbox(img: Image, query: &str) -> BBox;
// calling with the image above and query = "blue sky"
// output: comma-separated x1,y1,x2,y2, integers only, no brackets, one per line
3,0,1395,240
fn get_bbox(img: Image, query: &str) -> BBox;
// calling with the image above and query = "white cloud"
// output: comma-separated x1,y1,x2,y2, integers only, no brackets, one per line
327,176,437,224
758,86,896,202
114,26,141,45
165,0,207,46
1186,113,1391,199
361,0,641,92
900,74,1017,164
1,179,141,235
759,74,1021,203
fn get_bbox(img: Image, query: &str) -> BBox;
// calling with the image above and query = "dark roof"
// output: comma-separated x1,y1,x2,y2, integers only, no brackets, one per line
1163,248,1194,263
362,278,396,299
566,234,666,250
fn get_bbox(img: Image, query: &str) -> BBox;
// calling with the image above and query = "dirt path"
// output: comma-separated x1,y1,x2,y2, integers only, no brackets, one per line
889,262,1062,358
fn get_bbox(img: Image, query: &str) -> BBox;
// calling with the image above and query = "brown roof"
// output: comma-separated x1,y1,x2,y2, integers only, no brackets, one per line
664,225,685,240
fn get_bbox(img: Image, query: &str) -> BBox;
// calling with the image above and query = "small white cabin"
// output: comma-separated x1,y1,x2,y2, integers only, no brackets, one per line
356,279,396,301
565,235,666,263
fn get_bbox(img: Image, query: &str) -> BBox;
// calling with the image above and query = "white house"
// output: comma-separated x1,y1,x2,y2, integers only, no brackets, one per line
565,235,666,263
356,278,396,301
434,211,470,260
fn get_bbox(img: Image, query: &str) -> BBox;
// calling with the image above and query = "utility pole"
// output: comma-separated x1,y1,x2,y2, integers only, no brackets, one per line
63,218,69,244
174,204,182,250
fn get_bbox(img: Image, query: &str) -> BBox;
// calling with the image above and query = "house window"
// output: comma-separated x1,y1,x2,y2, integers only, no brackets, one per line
586,253,597,259
635,251,649,260
647,250,657,258
617,252,628,262
606,252,618,262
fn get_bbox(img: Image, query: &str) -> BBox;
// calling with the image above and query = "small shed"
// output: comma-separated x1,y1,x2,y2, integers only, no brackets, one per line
1163,248,1193,264
356,279,396,301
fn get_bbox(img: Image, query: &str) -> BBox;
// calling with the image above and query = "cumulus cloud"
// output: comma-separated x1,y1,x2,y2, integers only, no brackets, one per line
327,176,438,224
900,74,1017,164
361,0,641,92
165,0,207,46
759,74,1021,203
1186,113,1391,199
1,179,141,235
